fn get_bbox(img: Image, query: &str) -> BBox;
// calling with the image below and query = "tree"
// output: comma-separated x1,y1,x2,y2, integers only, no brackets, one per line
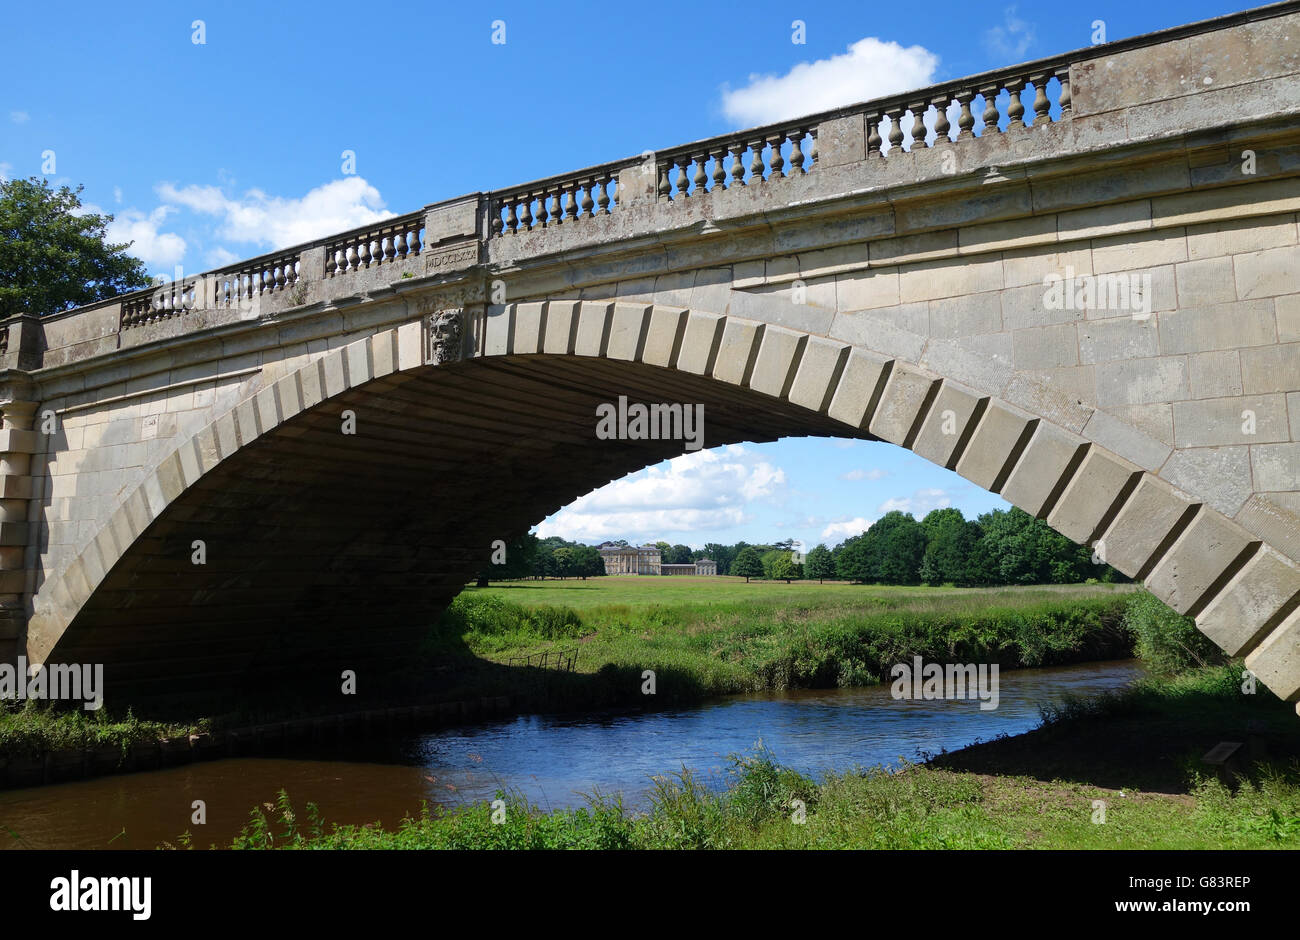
919,508,981,586
731,547,764,582
0,177,149,317
572,544,604,579
769,554,798,583
805,544,835,583
667,543,693,564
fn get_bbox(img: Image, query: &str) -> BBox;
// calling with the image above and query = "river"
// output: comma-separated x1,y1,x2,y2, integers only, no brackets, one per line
0,659,1141,849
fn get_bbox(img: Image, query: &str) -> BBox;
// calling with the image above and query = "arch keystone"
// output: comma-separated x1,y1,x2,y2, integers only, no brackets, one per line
510,302,546,355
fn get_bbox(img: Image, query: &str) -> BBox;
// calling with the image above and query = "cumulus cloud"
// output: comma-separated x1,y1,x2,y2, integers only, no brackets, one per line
721,37,940,127
878,487,952,516
0,163,11,182
9,111,29,124
841,468,888,481
104,206,187,269
155,176,393,250
821,517,873,542
983,6,1036,62
536,445,787,543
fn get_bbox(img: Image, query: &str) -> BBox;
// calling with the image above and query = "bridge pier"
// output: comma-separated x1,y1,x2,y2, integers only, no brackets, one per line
0,393,37,669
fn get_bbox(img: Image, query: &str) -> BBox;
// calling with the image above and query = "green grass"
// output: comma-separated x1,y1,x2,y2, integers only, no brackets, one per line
432,579,1137,699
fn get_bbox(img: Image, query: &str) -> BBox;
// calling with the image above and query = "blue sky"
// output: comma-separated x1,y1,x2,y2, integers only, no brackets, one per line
1,0,1255,549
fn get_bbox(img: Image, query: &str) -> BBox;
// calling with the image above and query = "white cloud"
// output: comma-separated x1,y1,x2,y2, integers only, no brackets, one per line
841,468,888,481
878,487,952,516
821,517,873,542
104,205,187,270
984,6,1036,62
113,186,122,204
537,445,787,543
721,37,940,127
205,246,240,268
0,163,11,182
155,176,393,250
9,111,29,124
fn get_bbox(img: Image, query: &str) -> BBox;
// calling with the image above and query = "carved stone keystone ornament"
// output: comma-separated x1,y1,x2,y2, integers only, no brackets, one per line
425,309,464,365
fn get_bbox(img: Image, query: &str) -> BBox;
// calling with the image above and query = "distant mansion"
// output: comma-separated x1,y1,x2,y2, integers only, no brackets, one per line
597,543,718,576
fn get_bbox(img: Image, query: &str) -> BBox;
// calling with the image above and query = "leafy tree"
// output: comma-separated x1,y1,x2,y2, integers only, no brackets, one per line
731,547,764,582
919,508,981,586
572,544,605,579
551,547,575,579
0,177,150,317
666,544,694,565
805,544,835,583
769,554,799,583
835,531,872,583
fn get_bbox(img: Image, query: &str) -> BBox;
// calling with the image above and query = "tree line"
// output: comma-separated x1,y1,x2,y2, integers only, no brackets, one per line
716,508,1126,586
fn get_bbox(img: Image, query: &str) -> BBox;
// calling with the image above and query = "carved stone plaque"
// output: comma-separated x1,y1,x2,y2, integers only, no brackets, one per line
424,242,479,274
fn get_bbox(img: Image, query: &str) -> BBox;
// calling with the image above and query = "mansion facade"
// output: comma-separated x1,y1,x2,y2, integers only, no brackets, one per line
597,543,718,576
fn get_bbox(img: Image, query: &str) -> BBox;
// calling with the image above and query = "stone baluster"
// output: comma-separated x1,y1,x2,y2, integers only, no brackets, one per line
518,195,533,231
1030,72,1051,125
657,161,671,199
548,188,564,225
676,155,691,199
885,107,906,152
954,92,975,140
358,240,372,269
910,102,929,149
345,245,359,274
580,179,595,217
490,202,505,237
932,95,951,144
1055,66,1071,116
505,198,519,234
564,185,578,222
979,84,1001,134
808,127,818,167
534,189,549,228
711,148,729,189
598,173,612,213
789,132,806,173
766,134,785,178
750,140,767,182
1005,77,1026,130
692,154,708,194
730,142,747,186
866,114,883,157
408,224,421,256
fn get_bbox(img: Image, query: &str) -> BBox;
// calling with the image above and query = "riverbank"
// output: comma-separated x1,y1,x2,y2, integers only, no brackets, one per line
0,581,1134,779
228,665,1300,850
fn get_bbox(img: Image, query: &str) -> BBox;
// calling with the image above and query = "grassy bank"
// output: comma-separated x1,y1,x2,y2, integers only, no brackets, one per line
228,665,1300,850
429,579,1136,700
0,581,1134,758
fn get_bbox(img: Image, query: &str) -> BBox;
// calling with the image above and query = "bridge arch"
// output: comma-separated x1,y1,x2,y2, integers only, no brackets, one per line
24,300,1300,705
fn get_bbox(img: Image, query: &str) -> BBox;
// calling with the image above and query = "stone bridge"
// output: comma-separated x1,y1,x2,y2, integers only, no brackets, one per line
3,3,1299,705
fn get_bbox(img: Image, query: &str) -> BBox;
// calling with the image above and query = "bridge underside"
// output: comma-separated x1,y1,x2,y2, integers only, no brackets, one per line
48,356,857,703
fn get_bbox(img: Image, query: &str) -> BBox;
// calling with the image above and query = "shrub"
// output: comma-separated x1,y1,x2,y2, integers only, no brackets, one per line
1125,589,1226,675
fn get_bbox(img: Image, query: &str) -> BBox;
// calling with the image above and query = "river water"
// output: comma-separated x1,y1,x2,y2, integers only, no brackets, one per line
0,659,1141,849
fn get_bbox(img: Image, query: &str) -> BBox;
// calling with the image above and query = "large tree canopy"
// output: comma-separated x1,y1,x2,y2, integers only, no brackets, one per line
0,177,149,318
